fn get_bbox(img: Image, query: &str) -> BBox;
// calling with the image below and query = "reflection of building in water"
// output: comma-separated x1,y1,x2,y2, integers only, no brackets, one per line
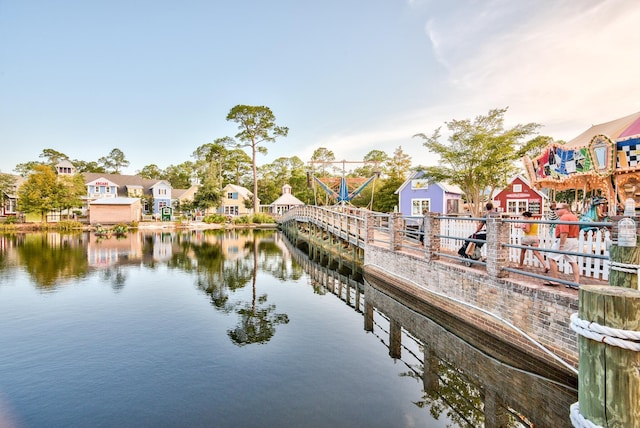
219,230,250,261
87,232,143,268
151,232,174,262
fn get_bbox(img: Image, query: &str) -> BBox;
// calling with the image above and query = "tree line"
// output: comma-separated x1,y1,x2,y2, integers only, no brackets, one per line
1,106,548,219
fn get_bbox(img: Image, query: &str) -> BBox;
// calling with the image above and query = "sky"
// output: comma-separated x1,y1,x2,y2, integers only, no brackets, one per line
1,0,640,176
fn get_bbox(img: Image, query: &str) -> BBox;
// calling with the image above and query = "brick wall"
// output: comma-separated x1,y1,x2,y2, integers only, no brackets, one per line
364,244,579,370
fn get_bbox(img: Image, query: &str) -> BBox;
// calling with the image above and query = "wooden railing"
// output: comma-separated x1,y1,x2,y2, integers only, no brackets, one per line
279,206,613,284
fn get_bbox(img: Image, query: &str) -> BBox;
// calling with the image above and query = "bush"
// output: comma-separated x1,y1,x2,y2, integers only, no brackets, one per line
129,220,139,229
250,213,275,224
112,223,129,235
57,220,83,231
203,214,227,224
232,215,250,224
2,216,17,224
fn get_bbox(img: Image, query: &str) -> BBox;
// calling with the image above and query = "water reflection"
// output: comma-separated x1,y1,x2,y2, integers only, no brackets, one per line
0,230,578,426
0,230,296,347
288,238,577,427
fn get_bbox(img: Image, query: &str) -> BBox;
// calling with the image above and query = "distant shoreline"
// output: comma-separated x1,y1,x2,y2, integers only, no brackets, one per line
1,221,279,232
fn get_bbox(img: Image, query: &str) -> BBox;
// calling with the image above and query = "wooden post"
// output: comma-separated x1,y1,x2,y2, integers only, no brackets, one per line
577,284,640,427
389,318,401,359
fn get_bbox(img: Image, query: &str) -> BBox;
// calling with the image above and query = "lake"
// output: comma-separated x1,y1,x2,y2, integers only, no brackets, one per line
0,229,575,427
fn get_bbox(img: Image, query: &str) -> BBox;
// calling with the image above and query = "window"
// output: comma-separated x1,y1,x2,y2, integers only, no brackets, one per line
105,186,110,193
411,199,430,216
224,206,239,215
227,192,238,200
507,199,528,213
513,184,522,192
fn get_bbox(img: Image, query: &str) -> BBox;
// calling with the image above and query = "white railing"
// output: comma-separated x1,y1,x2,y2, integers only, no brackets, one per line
279,207,612,282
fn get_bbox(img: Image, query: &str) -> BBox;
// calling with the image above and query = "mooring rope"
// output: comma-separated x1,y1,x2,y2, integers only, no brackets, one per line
570,313,640,351
569,312,640,427
570,402,603,428
609,260,640,274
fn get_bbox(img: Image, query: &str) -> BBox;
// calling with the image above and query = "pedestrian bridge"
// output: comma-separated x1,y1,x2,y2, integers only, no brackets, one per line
279,205,614,374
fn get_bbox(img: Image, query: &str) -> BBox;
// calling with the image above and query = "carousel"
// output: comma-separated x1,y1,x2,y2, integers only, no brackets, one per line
524,111,640,217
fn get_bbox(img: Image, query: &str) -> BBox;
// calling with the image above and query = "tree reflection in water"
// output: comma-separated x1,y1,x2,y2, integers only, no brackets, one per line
15,232,89,290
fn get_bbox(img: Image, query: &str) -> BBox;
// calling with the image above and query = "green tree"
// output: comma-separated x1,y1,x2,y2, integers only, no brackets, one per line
226,105,289,213
58,173,86,219
39,149,69,165
17,164,60,222
164,161,197,189
193,176,221,212
371,176,404,212
98,148,130,174
310,147,336,176
386,146,412,181
0,172,16,197
138,164,164,180
193,140,229,189
224,148,252,187
14,161,42,177
353,149,388,178
413,108,543,216
72,160,106,173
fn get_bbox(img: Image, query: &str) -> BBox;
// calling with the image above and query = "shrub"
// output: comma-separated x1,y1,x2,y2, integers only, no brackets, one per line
2,216,17,224
203,214,227,224
112,224,129,235
233,215,251,224
57,220,83,231
250,213,275,224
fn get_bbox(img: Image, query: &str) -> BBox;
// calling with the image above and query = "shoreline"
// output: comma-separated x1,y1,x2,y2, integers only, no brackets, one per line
0,221,279,232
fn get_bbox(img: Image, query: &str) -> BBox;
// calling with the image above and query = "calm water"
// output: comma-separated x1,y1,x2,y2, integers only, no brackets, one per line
0,229,576,427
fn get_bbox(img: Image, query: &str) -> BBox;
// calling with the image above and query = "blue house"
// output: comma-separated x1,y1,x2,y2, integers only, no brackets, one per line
395,171,464,217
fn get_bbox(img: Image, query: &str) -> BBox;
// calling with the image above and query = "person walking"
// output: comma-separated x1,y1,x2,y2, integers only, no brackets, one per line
544,203,580,287
547,202,559,237
518,211,548,272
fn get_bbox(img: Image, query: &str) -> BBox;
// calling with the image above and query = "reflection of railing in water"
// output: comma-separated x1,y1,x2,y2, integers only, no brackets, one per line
364,277,577,428
285,233,575,427
285,236,364,312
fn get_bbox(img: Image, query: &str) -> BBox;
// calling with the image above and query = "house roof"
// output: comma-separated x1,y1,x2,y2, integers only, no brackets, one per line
271,192,304,206
565,111,640,148
90,197,140,206
223,184,253,198
395,171,463,195
172,185,199,201
84,173,167,196
496,174,547,199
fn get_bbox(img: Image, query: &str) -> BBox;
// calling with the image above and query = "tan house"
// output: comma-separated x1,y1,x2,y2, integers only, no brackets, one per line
89,197,142,225
219,184,256,216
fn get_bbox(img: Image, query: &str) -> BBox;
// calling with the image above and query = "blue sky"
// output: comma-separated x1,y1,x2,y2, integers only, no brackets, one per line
1,0,639,175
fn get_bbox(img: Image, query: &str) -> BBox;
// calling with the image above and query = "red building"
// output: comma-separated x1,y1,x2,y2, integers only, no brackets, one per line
493,175,546,217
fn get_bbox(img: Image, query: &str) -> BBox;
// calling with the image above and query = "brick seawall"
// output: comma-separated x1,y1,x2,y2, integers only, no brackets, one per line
364,244,580,371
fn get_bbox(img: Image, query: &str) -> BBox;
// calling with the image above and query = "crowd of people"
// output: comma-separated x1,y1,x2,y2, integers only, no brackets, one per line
483,201,582,287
